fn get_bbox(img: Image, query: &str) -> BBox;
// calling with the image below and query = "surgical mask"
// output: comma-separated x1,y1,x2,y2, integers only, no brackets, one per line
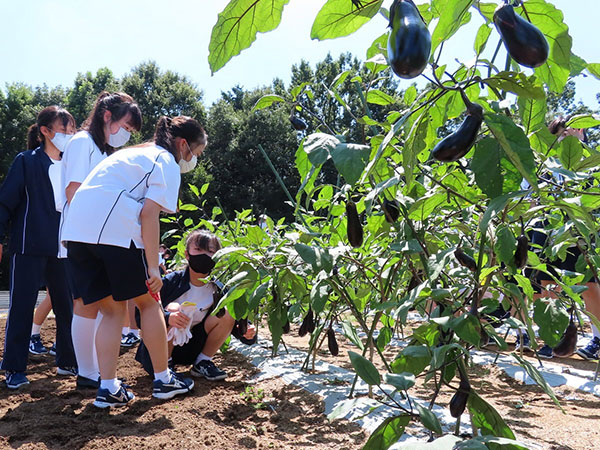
178,142,198,173
50,132,73,152
108,127,131,148
188,253,215,275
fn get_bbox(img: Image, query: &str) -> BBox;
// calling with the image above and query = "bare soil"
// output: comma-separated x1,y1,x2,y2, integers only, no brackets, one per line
0,319,365,450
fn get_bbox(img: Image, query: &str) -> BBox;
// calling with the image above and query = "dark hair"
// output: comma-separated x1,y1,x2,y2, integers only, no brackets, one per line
27,106,76,150
82,91,142,155
154,116,207,162
185,230,221,254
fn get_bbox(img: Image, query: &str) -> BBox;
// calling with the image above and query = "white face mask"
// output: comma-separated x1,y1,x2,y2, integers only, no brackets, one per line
108,127,131,148
50,132,73,152
179,154,197,173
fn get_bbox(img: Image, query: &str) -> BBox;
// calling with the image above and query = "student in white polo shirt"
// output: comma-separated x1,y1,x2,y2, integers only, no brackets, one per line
61,115,206,408
60,92,142,390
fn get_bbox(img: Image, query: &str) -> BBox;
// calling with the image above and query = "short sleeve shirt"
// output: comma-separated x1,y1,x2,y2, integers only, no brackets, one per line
61,144,180,249
172,282,215,327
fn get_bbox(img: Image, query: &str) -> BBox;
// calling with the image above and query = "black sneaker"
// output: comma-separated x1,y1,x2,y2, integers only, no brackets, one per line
190,360,227,381
93,383,135,408
49,342,56,356
152,371,194,399
29,334,48,355
76,375,100,389
537,344,553,359
577,337,600,360
57,366,78,376
5,371,29,389
120,332,141,348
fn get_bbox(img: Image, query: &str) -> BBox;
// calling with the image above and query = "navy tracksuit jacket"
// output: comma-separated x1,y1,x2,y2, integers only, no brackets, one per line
0,146,76,372
135,268,256,375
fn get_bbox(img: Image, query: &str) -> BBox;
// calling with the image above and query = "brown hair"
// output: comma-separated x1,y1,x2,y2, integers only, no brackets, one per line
185,230,221,253
27,106,76,150
154,116,207,162
82,91,142,155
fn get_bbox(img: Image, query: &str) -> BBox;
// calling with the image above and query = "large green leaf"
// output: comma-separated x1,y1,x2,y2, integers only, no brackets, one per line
472,137,503,199
311,0,383,40
468,391,516,439
533,298,569,347
566,114,600,129
383,372,416,391
208,0,290,74
366,89,396,106
518,96,547,134
484,113,537,189
588,63,600,80
348,351,381,385
474,23,492,55
252,94,285,112
330,143,371,186
558,136,583,171
483,72,545,99
525,0,572,93
303,133,340,166
416,403,443,435
391,345,431,376
430,0,474,53
494,225,516,267
363,415,411,450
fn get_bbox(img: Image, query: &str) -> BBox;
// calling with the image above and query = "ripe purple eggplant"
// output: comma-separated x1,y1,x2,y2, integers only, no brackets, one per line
387,0,431,79
346,200,363,248
455,247,477,272
552,319,577,357
382,199,400,223
493,1,549,68
432,103,483,162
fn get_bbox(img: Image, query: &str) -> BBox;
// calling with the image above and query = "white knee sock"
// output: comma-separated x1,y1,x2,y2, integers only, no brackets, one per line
72,315,99,380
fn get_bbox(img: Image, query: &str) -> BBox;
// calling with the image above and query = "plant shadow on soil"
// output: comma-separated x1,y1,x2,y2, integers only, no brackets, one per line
0,319,365,449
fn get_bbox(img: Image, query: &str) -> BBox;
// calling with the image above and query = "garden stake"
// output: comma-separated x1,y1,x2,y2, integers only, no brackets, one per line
257,144,311,230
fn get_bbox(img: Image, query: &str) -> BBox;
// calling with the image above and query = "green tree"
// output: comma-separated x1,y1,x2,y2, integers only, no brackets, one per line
66,67,120,126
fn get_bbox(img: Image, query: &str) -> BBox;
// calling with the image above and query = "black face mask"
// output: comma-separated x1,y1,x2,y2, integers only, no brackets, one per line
188,253,215,275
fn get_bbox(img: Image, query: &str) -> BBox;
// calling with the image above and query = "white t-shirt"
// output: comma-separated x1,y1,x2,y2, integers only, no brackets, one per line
61,144,180,249
173,282,215,327
58,131,107,257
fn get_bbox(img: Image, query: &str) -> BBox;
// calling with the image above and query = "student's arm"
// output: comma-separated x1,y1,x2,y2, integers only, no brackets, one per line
140,198,163,294
0,154,26,262
65,181,81,204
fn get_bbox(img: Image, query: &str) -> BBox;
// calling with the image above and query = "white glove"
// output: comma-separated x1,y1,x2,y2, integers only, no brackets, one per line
167,303,197,346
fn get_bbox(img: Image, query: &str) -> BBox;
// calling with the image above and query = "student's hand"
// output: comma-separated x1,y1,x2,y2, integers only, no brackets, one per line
168,310,191,329
244,323,256,340
147,266,162,294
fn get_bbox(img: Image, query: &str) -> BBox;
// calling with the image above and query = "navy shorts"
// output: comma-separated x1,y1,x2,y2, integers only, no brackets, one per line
67,241,149,304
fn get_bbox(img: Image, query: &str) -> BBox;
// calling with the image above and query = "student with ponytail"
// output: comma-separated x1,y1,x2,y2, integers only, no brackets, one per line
61,115,205,408
60,91,142,389
0,106,78,389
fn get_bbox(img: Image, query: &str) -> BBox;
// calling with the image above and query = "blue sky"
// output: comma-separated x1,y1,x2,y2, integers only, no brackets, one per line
0,0,597,107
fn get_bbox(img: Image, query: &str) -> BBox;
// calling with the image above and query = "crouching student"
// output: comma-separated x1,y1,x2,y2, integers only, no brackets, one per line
136,230,256,380
61,115,205,408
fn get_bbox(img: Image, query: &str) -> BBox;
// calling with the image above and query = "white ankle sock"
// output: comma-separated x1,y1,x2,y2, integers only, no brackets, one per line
130,328,140,338
72,315,99,380
591,324,600,339
31,323,42,335
194,353,212,364
154,369,171,383
100,378,121,394
122,327,130,336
